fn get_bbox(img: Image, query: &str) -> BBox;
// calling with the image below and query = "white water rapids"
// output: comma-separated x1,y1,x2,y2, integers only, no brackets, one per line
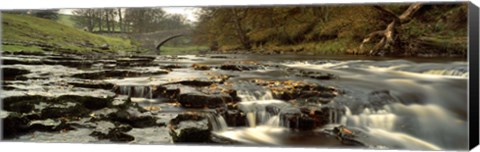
212,59,468,150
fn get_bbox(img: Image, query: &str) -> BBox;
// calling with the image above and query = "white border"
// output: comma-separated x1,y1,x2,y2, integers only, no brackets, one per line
0,0,477,152
0,0,473,9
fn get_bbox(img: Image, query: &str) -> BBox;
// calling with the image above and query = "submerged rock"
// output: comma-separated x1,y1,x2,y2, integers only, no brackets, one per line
367,90,398,109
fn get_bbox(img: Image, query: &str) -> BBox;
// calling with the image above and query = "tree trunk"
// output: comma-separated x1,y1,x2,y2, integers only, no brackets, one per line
359,3,423,56
231,9,251,50
105,10,111,32
118,8,123,32
111,11,115,32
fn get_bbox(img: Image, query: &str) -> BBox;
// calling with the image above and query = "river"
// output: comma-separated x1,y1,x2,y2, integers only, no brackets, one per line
0,53,468,150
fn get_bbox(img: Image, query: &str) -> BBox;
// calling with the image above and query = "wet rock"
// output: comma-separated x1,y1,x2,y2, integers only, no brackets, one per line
210,133,241,144
252,79,339,101
6,50,47,56
2,58,43,65
2,95,49,113
265,105,282,115
72,70,168,79
40,104,90,118
2,112,30,139
41,59,94,68
154,85,181,99
43,55,82,60
2,67,30,80
91,126,135,142
279,106,342,130
169,113,212,143
279,108,312,130
115,84,181,100
368,90,397,109
177,80,216,87
57,95,112,110
332,125,365,146
178,92,231,108
107,109,159,128
220,64,258,71
116,57,155,67
209,55,228,59
105,98,161,128
192,63,211,70
288,68,336,80
28,119,74,132
68,81,115,90
224,109,247,127
3,95,111,116
160,64,186,70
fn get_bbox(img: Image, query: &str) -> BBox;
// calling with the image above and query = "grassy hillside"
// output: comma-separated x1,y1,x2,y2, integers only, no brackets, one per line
56,14,76,28
1,13,137,54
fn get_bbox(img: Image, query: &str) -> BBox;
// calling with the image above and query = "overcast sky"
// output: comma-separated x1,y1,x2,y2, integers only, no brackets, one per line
59,7,200,22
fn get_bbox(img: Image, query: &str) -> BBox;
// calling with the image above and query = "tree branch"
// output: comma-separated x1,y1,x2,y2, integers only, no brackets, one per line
373,5,400,22
399,3,423,23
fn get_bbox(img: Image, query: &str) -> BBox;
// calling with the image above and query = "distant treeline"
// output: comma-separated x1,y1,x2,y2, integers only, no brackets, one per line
193,3,468,56
72,8,192,33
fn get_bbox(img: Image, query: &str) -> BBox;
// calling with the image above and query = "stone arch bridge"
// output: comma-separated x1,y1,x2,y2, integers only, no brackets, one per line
99,29,193,54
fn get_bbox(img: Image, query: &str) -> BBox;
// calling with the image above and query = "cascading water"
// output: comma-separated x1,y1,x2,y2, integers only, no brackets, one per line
206,113,229,131
233,83,292,128
116,85,154,99
212,59,468,150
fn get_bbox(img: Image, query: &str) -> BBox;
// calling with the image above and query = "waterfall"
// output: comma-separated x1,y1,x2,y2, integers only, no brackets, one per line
340,107,397,131
206,113,229,131
422,70,468,77
265,116,280,127
117,85,154,99
340,103,467,149
237,100,289,127
237,90,274,101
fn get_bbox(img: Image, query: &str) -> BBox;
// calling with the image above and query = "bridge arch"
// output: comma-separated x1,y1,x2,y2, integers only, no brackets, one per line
155,34,188,54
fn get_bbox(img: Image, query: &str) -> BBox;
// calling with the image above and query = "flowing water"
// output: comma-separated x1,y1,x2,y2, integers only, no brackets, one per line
1,54,468,150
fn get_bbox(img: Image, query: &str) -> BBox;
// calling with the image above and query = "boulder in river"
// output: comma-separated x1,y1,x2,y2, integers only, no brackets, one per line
224,109,247,127
2,67,30,81
169,113,212,143
178,92,231,109
279,105,343,131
